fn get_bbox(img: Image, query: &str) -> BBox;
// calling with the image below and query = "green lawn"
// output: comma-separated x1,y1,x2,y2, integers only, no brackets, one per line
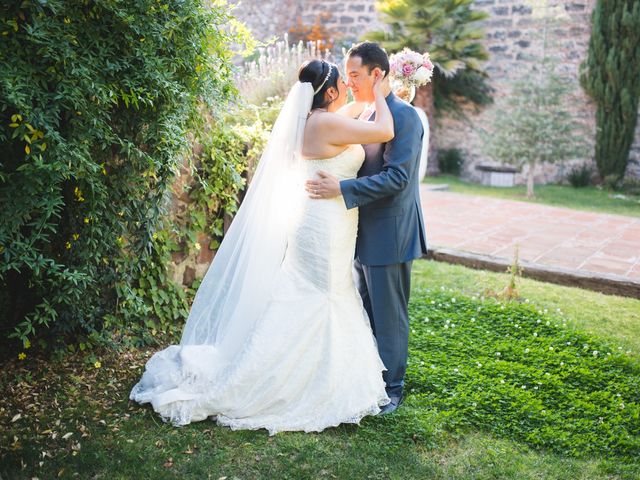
425,174,640,218
412,260,640,353
1,260,639,479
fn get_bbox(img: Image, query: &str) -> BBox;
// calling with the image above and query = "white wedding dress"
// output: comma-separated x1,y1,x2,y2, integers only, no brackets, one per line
130,143,390,435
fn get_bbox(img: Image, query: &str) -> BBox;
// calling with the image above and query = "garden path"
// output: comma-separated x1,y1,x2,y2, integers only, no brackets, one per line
420,187,640,281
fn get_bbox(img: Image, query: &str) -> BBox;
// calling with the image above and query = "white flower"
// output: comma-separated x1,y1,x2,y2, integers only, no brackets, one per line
521,385,527,389
533,332,538,337
593,350,599,356
495,352,501,357
454,368,459,372
476,362,482,367
471,317,476,322
413,66,433,85
500,379,505,384
549,346,554,351
524,348,530,353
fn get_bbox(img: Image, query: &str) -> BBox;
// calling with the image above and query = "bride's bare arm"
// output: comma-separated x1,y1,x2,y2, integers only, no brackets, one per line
316,73,394,145
336,101,366,119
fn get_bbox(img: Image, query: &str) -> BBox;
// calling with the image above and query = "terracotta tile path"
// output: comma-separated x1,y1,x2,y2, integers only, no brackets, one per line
420,187,640,281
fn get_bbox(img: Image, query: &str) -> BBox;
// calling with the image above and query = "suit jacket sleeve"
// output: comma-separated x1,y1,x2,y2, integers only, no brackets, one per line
340,105,423,209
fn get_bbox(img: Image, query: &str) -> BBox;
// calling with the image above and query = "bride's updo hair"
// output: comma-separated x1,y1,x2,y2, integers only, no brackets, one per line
298,59,340,110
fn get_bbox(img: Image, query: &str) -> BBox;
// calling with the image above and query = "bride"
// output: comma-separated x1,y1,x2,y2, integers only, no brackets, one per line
130,59,395,435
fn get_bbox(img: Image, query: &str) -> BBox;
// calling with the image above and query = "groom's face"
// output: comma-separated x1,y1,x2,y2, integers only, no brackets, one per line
345,55,379,104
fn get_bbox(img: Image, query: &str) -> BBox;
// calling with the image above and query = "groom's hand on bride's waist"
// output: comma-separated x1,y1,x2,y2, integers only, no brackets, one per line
305,171,341,199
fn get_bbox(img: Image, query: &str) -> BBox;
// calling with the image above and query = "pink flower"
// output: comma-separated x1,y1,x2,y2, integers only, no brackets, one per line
402,63,415,77
423,60,433,71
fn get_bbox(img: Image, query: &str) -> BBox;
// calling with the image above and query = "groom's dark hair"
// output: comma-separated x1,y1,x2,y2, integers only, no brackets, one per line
347,41,390,77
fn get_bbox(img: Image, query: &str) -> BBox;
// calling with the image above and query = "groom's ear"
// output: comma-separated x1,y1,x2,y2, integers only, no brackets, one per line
370,66,382,78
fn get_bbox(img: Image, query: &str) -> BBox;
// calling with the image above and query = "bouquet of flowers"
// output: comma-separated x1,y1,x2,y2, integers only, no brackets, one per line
389,48,434,90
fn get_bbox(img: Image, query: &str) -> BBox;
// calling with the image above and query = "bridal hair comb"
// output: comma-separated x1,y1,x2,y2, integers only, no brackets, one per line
313,62,333,95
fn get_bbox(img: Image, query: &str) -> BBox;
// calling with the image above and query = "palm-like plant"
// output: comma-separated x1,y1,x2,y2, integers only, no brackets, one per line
366,0,492,171
369,0,489,78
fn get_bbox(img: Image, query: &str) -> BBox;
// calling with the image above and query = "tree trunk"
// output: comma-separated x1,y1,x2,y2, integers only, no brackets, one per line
413,82,438,175
526,161,535,198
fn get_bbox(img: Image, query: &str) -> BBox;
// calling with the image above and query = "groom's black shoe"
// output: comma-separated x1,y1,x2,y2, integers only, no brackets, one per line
379,395,403,415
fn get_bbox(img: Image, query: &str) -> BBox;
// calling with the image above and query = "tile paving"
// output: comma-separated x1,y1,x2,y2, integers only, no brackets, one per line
420,187,640,281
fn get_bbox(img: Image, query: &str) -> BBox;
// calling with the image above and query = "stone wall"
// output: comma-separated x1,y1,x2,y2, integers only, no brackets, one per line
437,0,600,185
230,0,640,184
167,143,217,287
300,0,382,42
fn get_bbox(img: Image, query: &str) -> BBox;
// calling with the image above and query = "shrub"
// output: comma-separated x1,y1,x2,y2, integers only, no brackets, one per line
621,178,640,196
581,1,640,182
235,35,333,107
437,148,465,176
0,0,241,348
567,163,593,188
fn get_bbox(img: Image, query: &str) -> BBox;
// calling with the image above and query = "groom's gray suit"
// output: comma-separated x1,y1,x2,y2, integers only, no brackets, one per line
340,92,428,399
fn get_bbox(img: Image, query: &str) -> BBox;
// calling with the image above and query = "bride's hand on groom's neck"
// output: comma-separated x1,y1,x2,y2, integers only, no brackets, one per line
381,77,392,97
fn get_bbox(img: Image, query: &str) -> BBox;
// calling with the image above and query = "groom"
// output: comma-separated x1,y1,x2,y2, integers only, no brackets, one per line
306,42,428,414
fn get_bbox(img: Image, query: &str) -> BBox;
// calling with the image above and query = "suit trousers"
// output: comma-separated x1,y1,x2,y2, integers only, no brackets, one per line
353,258,412,398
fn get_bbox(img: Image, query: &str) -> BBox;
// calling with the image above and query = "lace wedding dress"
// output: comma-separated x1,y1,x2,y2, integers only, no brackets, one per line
130,143,390,435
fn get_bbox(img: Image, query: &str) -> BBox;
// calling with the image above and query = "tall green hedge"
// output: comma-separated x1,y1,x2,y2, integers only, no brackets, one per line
0,0,238,347
581,0,640,182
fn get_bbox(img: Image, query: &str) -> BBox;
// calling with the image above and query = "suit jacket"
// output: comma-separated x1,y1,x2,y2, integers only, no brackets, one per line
340,93,428,266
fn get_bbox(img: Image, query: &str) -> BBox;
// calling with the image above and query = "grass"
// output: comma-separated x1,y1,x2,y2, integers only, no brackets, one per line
424,174,640,218
1,260,639,479
412,261,640,353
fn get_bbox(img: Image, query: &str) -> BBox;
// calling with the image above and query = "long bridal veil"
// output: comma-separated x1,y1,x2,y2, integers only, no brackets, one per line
179,82,314,355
